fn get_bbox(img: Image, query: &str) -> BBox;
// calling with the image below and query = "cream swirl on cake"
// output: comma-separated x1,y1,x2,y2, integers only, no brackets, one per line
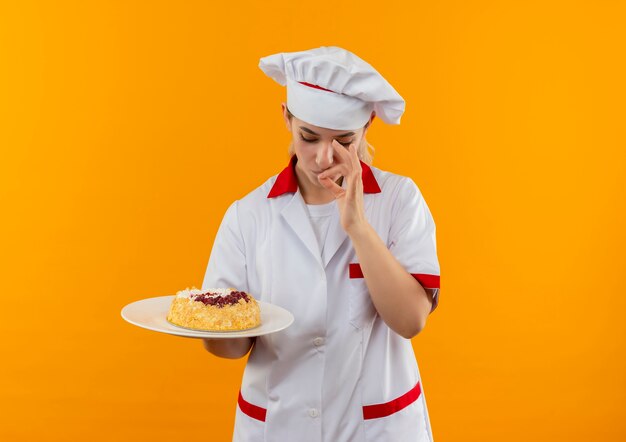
167,287,261,331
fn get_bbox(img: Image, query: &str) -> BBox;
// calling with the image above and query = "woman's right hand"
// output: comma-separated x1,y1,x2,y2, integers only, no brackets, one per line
202,337,256,359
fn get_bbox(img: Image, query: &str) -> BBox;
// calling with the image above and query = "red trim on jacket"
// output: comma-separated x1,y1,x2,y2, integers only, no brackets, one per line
362,381,422,420
349,263,365,278
349,263,440,289
238,391,267,422
412,273,440,289
267,154,381,198
238,382,422,423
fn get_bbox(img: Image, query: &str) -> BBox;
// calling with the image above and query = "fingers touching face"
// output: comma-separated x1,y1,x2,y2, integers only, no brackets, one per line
282,106,372,189
290,116,363,170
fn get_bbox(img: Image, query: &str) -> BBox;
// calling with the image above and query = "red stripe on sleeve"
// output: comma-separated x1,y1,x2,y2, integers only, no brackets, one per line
350,263,440,289
411,273,440,289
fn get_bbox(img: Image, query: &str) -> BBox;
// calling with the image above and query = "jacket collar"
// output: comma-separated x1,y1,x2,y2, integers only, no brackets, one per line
267,154,381,198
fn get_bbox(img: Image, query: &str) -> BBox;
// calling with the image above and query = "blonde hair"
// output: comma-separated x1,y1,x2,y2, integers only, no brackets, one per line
286,108,376,165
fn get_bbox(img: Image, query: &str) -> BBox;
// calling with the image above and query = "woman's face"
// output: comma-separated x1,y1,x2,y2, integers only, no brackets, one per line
281,103,372,192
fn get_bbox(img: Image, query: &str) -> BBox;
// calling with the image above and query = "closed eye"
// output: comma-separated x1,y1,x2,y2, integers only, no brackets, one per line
300,134,352,146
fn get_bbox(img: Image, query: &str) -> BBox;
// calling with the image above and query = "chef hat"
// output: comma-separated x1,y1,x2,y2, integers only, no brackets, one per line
258,46,405,130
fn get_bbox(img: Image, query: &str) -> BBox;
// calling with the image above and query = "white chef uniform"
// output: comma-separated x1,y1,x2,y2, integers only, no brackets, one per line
305,199,336,264
202,45,440,441
202,154,440,442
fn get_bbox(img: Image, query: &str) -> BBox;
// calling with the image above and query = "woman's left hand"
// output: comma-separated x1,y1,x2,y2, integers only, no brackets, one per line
317,140,368,235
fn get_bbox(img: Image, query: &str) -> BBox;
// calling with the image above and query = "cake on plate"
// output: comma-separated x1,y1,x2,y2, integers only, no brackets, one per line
167,287,261,331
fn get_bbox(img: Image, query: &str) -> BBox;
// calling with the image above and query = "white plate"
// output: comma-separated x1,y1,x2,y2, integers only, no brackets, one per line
121,295,294,339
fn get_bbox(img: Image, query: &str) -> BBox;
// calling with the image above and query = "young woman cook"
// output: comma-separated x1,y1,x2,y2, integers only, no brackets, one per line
202,46,441,442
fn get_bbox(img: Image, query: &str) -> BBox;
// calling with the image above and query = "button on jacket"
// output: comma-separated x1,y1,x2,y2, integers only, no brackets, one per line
202,154,441,442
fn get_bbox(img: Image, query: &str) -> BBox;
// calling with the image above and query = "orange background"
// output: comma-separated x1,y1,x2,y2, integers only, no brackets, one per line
1,1,625,441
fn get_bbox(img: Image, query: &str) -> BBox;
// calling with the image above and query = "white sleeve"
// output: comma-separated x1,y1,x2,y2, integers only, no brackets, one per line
201,200,250,293
388,177,441,312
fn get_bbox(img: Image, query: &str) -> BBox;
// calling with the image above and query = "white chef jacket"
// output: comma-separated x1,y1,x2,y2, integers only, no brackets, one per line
202,154,441,442
306,199,336,264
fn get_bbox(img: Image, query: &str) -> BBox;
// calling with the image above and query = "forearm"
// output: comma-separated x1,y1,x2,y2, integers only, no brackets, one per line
348,222,433,339
202,337,255,359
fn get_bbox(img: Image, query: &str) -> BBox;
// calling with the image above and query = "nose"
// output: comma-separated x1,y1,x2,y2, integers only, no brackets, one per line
315,141,334,170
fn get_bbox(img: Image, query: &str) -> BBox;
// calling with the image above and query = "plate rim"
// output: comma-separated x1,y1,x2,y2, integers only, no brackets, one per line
121,295,294,339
